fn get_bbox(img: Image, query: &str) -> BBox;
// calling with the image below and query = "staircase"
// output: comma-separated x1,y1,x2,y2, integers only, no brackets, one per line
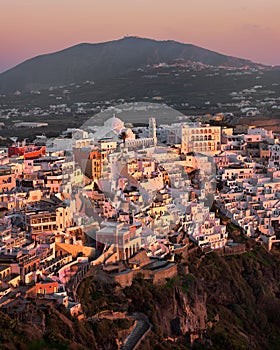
121,313,151,350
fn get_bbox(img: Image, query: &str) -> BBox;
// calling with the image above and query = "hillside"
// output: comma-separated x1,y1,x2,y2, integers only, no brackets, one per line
0,36,260,92
1,246,280,350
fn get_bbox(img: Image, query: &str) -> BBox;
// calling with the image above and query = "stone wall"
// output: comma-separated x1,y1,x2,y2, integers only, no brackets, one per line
96,263,179,288
215,244,246,256
151,264,178,284
112,270,135,288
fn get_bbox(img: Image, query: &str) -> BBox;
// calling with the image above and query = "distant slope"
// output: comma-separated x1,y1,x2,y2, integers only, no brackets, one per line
0,36,261,92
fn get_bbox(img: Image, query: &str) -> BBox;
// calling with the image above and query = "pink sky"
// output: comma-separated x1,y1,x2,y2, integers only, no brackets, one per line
1,0,280,72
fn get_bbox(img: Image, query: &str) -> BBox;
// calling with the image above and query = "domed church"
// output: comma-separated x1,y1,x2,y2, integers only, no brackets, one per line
93,114,136,142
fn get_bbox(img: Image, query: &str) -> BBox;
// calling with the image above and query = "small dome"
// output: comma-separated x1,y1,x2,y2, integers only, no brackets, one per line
124,128,135,140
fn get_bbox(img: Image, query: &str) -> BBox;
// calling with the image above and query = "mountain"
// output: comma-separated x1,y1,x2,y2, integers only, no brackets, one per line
0,37,262,93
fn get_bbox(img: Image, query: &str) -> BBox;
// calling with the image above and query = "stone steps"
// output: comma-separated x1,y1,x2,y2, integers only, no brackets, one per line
121,314,150,350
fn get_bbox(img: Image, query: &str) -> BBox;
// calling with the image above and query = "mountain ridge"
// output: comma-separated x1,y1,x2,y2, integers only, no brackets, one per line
0,36,266,93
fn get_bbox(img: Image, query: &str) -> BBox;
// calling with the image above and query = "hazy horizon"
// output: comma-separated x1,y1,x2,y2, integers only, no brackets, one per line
1,0,280,73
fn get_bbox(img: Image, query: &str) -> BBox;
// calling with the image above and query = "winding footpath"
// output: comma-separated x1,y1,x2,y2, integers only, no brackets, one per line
121,313,151,350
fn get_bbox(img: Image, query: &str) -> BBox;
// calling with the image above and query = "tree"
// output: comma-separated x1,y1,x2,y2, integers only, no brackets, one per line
118,129,128,146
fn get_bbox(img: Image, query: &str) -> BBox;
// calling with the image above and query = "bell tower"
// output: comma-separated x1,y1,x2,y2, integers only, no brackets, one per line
149,117,157,146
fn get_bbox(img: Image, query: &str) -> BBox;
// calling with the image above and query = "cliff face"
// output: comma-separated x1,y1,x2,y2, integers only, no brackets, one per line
154,286,207,337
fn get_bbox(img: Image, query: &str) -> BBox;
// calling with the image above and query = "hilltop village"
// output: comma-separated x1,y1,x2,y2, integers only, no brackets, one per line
0,113,280,319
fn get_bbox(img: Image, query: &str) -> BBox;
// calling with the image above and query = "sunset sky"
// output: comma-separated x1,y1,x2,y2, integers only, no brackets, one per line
1,0,279,72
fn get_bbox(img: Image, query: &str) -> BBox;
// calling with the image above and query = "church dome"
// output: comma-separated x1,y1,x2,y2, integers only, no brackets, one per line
104,115,124,132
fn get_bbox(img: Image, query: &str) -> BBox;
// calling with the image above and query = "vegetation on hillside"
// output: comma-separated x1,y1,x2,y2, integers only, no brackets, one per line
1,246,280,349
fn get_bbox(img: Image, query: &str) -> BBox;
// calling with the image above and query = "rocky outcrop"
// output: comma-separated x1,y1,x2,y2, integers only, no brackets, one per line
153,286,207,341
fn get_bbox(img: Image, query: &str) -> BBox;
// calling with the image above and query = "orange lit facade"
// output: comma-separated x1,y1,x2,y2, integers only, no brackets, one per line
73,147,107,180
36,280,59,295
